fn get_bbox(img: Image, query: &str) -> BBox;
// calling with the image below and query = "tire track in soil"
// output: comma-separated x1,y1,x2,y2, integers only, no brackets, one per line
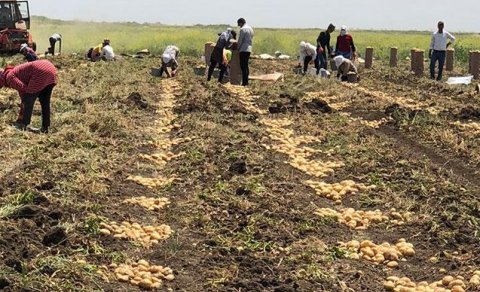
223,84,427,291
335,84,480,190
96,79,184,290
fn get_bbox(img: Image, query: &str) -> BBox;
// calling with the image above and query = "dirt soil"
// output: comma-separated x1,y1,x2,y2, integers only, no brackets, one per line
0,56,480,291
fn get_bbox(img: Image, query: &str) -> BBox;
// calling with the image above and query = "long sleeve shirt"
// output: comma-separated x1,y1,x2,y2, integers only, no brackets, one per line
238,24,254,53
5,60,57,94
162,45,180,66
215,31,232,50
335,34,356,53
430,31,455,51
24,47,38,62
299,43,317,62
51,33,61,41
338,59,357,77
316,31,332,55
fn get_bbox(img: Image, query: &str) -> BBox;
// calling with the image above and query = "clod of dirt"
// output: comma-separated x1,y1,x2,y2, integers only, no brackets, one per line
229,161,247,175
33,194,50,205
48,211,63,221
127,92,149,109
456,106,480,120
385,103,401,116
5,258,23,273
9,205,41,219
235,187,252,196
35,181,56,191
0,277,10,289
304,98,332,114
268,102,287,114
42,227,68,246
279,93,299,104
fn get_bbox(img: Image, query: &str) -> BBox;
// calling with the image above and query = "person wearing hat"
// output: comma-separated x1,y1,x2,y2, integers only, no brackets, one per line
237,18,254,86
45,33,62,56
207,28,236,83
334,55,357,81
316,23,336,72
335,25,356,60
429,21,455,81
0,60,57,133
20,43,38,62
160,45,180,78
100,39,115,61
299,41,318,74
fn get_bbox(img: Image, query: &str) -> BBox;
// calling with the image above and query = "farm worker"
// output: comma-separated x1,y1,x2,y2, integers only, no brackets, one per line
429,21,455,81
46,33,62,56
237,18,254,86
20,43,38,62
335,25,356,60
207,28,236,83
89,43,103,61
0,60,57,133
160,45,180,78
298,41,318,74
334,55,358,81
316,23,336,71
100,39,115,61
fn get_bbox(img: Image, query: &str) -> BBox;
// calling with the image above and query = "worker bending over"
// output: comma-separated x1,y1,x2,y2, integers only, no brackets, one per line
160,45,180,78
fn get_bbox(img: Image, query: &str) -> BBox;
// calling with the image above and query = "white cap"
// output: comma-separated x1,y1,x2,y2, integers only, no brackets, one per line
20,43,28,52
334,55,345,68
341,25,347,31
299,41,306,48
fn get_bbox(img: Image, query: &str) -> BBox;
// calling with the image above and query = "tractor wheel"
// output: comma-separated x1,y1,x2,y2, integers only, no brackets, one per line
31,42,37,52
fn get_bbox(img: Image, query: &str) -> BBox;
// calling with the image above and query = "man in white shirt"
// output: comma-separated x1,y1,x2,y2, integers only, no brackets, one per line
237,18,254,86
100,39,115,61
160,45,180,78
299,41,318,74
46,33,62,56
429,21,455,81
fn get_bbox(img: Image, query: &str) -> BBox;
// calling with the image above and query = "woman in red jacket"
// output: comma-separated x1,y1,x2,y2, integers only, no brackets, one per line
0,60,58,133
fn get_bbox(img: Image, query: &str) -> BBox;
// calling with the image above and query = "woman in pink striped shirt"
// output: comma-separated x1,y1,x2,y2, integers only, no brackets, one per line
0,60,57,133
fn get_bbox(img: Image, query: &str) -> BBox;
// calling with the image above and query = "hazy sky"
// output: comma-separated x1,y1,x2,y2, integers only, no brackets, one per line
29,0,479,32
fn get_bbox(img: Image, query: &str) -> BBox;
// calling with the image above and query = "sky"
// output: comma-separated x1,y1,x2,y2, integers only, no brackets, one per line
29,0,479,32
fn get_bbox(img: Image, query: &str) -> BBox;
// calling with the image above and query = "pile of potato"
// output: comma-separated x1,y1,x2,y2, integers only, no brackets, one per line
384,275,468,292
112,260,174,290
453,121,480,134
99,221,173,246
305,180,373,203
342,239,414,267
357,118,388,129
470,271,480,286
140,151,184,167
123,196,171,211
315,208,413,229
290,157,345,178
127,175,176,189
227,85,264,115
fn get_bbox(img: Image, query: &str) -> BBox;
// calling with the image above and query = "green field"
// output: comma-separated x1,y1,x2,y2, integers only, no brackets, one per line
30,16,480,62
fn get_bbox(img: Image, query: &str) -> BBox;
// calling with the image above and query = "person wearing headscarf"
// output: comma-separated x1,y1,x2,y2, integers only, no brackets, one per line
316,23,336,71
299,41,318,74
160,45,180,78
100,39,115,61
335,25,356,60
207,28,236,82
0,60,57,133
334,55,357,81
20,43,38,62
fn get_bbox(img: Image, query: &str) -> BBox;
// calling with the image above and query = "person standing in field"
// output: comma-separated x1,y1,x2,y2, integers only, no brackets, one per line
160,45,180,78
46,33,62,56
429,21,455,81
316,23,335,72
237,18,254,86
299,41,318,74
335,25,356,60
100,39,115,61
207,28,236,83
20,43,38,62
0,60,57,134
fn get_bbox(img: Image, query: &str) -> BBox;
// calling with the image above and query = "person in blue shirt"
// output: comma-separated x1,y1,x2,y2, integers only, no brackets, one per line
207,28,236,83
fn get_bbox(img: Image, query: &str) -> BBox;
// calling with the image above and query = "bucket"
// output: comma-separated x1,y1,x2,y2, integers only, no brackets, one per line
194,66,206,76
150,67,162,77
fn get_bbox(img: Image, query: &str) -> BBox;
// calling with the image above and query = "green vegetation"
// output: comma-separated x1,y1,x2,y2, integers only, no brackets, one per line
30,16,479,62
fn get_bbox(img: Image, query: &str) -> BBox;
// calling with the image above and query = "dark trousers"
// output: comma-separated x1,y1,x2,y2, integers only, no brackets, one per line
303,56,319,74
430,50,446,80
317,52,327,71
207,59,227,82
239,52,251,86
47,37,57,55
22,84,55,130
